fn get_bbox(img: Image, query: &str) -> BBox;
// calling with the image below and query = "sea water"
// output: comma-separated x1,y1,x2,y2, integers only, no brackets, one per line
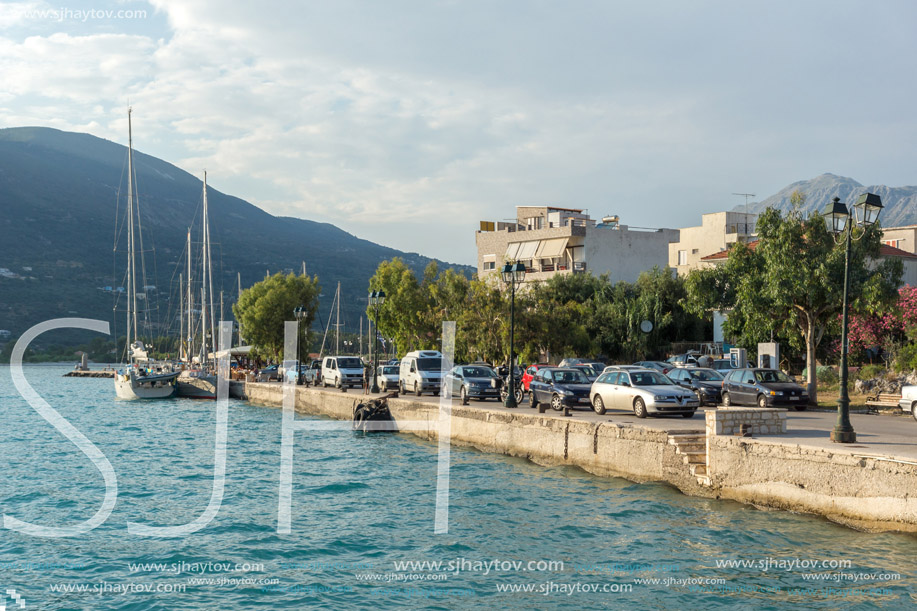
1,365,915,610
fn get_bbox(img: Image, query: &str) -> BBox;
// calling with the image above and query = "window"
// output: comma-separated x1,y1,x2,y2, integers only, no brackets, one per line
483,260,496,270
883,239,901,249
678,250,688,265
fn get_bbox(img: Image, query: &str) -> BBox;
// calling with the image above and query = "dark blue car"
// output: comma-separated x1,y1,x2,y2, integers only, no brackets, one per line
529,367,592,411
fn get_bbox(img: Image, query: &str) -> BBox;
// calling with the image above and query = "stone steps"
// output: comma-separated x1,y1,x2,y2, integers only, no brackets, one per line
667,432,711,487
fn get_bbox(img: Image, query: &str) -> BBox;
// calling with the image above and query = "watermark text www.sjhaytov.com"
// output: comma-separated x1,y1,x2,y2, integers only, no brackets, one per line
20,7,148,22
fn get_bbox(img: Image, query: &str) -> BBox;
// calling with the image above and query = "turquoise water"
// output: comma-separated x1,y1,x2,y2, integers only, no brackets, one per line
1,365,915,610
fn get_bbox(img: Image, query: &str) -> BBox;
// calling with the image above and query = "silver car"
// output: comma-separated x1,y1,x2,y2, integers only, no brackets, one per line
590,369,699,418
377,365,400,390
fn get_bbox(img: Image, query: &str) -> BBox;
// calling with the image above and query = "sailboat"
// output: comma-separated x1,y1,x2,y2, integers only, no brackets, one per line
176,172,219,399
114,108,179,400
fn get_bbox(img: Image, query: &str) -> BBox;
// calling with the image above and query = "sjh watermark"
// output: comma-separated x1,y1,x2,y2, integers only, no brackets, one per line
1,588,26,610
19,7,148,23
5,318,458,538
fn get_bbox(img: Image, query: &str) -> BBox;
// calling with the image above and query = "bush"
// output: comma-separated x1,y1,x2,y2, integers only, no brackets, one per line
857,364,886,380
895,343,917,372
802,365,839,386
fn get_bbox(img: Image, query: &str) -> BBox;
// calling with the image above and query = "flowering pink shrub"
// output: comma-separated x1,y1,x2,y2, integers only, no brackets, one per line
847,286,917,361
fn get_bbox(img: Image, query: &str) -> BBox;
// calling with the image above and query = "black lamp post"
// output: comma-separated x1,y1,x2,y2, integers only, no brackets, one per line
501,261,526,407
369,289,386,393
822,193,884,443
293,304,306,385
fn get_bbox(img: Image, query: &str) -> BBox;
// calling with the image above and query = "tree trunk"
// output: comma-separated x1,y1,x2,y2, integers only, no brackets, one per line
805,311,818,404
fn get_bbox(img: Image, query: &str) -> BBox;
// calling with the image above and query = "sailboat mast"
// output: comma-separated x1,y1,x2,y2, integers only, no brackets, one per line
237,272,243,345
186,229,193,361
203,172,216,347
200,183,208,367
127,107,138,348
179,272,184,361
336,282,341,355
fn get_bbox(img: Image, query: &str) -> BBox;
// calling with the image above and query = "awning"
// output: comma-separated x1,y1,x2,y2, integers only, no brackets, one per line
516,240,540,259
505,242,521,259
535,237,568,259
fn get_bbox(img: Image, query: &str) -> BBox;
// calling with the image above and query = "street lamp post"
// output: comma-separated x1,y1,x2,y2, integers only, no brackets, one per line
822,193,884,444
369,290,386,393
293,304,306,385
501,261,526,407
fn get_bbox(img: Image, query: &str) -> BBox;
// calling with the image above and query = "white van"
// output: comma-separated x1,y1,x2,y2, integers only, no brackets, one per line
321,356,365,389
399,350,443,396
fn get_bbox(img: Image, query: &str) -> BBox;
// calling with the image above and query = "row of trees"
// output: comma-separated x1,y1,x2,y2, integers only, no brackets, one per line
366,258,708,365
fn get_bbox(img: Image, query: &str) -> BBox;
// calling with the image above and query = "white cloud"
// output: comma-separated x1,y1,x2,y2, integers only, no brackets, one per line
2,0,917,264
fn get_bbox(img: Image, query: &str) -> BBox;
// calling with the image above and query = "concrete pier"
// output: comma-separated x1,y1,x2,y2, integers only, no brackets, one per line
242,382,917,533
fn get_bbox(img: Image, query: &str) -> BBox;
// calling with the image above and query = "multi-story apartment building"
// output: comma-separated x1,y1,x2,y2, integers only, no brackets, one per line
475,206,678,283
667,211,757,276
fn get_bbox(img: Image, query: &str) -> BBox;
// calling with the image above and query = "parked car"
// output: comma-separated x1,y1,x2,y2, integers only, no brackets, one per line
377,364,400,390
529,367,592,411
522,363,551,391
444,364,501,403
571,364,600,382
711,358,755,371
590,369,699,418
633,360,673,374
259,364,281,381
321,356,365,389
667,353,699,367
667,367,725,406
400,350,444,396
602,364,643,373
558,358,587,367
899,385,917,421
721,368,807,409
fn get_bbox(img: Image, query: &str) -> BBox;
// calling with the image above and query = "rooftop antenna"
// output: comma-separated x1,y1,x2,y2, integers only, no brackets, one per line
733,192,756,234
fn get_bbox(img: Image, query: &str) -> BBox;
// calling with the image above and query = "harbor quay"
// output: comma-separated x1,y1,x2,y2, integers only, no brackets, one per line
241,382,917,534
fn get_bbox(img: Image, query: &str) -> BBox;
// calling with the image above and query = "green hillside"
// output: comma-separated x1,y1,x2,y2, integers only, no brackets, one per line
0,127,471,348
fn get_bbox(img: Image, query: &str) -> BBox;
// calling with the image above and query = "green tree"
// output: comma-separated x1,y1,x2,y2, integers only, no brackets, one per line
685,207,902,402
368,258,434,355
233,272,320,362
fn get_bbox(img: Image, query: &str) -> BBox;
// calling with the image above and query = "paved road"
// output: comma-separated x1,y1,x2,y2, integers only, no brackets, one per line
316,384,917,461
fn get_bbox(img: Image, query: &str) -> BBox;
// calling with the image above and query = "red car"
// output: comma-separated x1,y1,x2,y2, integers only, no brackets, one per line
522,363,551,391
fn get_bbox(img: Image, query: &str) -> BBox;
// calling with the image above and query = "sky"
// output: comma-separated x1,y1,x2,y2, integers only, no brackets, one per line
1,0,916,266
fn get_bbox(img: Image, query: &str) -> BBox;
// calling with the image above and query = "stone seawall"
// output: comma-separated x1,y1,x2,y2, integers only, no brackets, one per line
242,382,917,533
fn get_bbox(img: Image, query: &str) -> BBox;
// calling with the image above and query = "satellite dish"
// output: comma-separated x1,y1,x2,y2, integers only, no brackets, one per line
640,320,653,333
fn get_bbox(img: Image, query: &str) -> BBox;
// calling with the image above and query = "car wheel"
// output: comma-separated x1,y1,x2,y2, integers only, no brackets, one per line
793,405,807,411
550,394,564,412
513,386,524,405
592,395,606,415
460,386,468,405
757,394,767,408
633,397,647,418
682,411,695,418
399,381,405,394
415,382,422,396
912,402,917,421
530,391,538,410
722,391,731,407
335,376,342,388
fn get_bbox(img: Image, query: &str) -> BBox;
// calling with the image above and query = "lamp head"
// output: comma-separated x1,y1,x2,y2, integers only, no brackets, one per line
821,197,849,235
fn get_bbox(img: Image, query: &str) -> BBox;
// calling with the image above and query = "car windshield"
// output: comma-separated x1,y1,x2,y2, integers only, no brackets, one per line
382,366,398,375
755,370,793,383
575,366,597,376
461,366,495,378
337,358,362,369
631,371,671,386
417,358,442,371
690,369,724,381
553,370,588,384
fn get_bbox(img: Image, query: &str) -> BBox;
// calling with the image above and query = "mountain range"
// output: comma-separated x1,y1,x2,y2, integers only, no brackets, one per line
0,126,470,344
744,173,917,226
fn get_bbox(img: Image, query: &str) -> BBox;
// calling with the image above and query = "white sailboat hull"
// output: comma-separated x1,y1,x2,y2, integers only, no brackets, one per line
114,368,179,400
